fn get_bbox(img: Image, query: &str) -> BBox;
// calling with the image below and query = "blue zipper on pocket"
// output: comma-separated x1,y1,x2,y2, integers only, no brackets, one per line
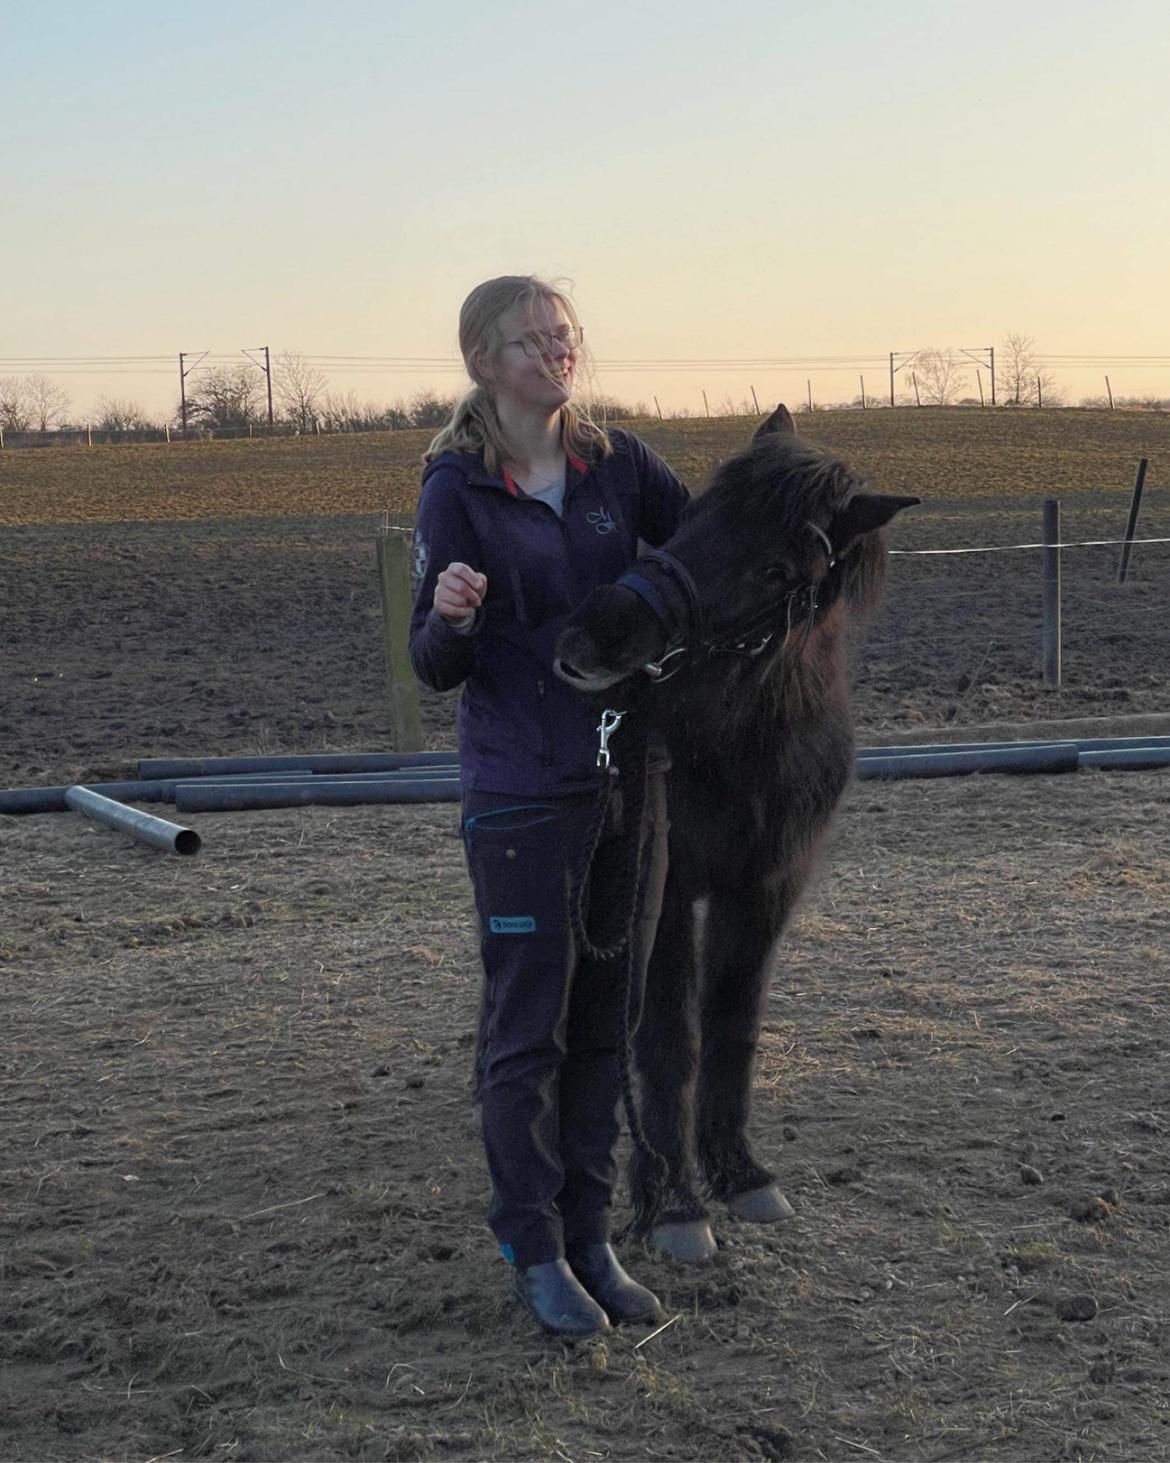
464,803,556,834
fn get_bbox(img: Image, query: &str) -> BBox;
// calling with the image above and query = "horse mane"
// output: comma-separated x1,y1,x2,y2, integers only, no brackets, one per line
698,432,889,613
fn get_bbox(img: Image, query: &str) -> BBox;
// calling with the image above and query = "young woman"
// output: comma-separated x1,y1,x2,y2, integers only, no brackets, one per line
409,276,689,1339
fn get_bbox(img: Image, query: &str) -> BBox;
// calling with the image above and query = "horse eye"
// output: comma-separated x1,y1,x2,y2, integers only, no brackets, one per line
760,563,789,581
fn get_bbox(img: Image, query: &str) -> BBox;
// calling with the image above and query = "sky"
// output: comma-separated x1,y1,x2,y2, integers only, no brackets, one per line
3,0,1168,419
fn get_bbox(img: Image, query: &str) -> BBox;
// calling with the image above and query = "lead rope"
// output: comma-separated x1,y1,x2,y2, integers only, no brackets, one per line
567,707,669,1222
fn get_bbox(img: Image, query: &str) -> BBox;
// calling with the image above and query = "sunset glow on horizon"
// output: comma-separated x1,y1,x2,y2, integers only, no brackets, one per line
4,0,1167,420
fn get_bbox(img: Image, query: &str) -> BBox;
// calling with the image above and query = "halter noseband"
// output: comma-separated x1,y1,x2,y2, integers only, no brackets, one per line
615,522,838,680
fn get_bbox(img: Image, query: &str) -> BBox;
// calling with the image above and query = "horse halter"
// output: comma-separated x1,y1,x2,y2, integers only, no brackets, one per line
615,522,838,682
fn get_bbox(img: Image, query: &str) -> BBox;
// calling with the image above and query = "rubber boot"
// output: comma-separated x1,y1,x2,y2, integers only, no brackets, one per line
512,1260,612,1339
567,1244,664,1324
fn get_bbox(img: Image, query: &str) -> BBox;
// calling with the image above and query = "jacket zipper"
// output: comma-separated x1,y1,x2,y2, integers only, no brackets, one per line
536,678,553,766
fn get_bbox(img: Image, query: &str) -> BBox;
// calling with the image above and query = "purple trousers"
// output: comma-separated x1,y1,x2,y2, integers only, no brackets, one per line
462,773,668,1267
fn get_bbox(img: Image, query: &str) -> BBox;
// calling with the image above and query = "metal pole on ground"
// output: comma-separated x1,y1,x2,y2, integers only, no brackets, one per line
139,751,456,779
1043,498,1061,688
375,528,424,751
65,786,201,854
1117,459,1148,585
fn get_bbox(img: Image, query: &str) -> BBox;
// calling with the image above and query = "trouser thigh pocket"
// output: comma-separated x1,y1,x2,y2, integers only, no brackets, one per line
462,797,578,1074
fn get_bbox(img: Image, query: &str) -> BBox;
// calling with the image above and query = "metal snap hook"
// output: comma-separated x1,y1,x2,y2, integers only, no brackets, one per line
596,708,625,769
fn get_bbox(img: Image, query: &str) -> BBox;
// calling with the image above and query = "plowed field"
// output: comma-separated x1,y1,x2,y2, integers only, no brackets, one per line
3,410,1170,1461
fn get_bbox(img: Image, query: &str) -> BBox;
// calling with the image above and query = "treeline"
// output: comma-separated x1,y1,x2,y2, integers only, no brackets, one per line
0,357,651,440
3,341,1168,448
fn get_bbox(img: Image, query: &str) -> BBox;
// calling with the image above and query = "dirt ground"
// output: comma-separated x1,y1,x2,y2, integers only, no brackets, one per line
3,435,1170,1460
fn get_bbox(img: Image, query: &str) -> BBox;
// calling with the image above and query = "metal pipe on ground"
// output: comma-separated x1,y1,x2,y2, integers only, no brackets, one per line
65,786,201,855
861,734,1170,760
0,770,317,815
1079,747,1170,771
305,768,463,781
856,743,1080,780
7,737,1168,820
0,768,452,815
175,778,463,812
140,752,459,780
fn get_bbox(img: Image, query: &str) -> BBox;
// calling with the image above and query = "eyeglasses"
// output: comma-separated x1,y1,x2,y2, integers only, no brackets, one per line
503,326,583,358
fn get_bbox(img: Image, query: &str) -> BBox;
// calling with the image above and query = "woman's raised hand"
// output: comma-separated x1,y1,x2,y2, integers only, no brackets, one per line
434,562,487,625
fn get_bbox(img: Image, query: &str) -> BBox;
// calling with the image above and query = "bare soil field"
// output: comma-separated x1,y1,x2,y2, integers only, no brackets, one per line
2,411,1169,1461
1,407,1166,526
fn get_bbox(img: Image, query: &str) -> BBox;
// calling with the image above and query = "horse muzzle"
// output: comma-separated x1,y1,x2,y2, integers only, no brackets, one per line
552,656,628,694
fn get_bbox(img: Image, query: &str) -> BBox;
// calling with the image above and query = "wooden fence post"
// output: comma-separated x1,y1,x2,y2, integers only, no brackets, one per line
1117,458,1149,585
1043,498,1061,688
375,528,424,750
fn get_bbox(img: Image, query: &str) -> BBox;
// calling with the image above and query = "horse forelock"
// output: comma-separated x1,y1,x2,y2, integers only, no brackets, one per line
701,435,884,606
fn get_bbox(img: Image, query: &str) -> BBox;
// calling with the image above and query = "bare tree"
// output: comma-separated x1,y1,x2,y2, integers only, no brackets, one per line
24,374,71,430
583,393,642,423
916,348,967,406
319,390,363,431
183,365,262,430
274,350,329,432
382,399,414,430
1000,332,1033,405
94,396,155,432
409,390,457,428
1000,332,1061,406
0,377,32,431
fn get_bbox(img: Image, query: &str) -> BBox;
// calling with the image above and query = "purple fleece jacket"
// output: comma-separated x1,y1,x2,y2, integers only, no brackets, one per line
409,429,689,795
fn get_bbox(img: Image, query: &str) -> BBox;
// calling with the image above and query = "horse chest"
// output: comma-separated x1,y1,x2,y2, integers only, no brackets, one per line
666,705,852,888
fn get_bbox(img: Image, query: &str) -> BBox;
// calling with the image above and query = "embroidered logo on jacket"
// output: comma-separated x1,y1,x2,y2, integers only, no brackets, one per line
489,916,537,934
412,534,429,589
587,507,616,535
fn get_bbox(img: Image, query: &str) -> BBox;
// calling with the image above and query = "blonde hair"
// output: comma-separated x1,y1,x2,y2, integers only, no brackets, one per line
425,275,613,473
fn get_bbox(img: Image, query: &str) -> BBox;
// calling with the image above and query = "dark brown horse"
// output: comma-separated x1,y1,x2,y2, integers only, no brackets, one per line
555,406,917,1259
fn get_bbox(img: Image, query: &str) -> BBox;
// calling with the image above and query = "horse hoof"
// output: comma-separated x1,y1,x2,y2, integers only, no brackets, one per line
726,1184,795,1223
650,1220,718,1263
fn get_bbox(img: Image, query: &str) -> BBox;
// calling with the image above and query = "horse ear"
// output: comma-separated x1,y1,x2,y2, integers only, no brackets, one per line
753,403,796,439
832,493,920,549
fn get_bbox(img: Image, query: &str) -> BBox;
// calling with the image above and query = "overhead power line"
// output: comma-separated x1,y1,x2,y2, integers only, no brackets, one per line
3,349,1169,367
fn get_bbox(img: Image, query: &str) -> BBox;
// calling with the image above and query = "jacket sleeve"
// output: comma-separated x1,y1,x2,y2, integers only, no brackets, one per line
623,431,691,547
408,467,486,693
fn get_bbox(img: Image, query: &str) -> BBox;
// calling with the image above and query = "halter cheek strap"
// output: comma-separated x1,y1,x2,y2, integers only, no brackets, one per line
615,521,836,679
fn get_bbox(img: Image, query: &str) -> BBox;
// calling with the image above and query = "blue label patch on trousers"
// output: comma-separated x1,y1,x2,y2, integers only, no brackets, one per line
489,916,536,934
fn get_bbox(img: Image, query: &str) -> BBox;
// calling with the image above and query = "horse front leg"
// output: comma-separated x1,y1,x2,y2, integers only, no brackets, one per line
630,865,716,1261
695,874,805,1222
